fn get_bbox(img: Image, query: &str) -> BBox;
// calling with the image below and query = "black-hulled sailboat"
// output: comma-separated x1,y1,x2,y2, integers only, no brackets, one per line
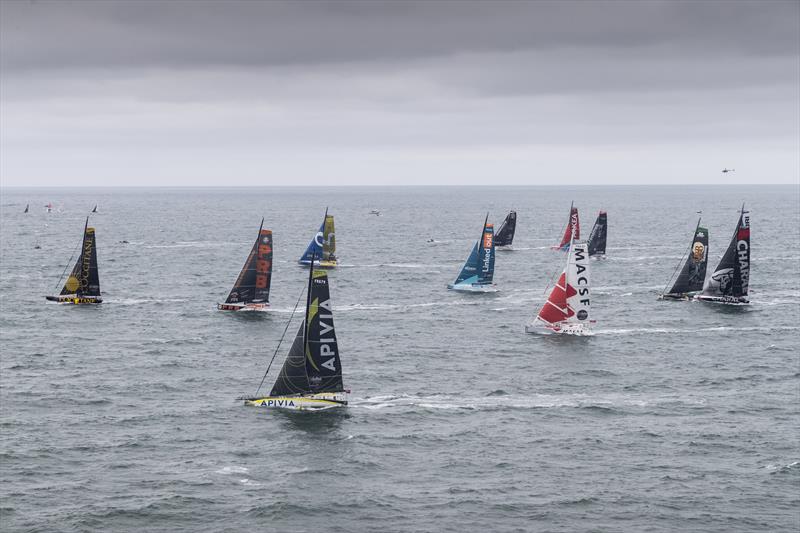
24,204,29,213
695,205,750,304
552,201,579,250
447,214,498,292
218,219,272,311
587,211,607,258
659,218,708,300
92,205,97,213
299,208,337,268
527,229,592,335
45,217,102,304
243,255,347,410
494,210,517,251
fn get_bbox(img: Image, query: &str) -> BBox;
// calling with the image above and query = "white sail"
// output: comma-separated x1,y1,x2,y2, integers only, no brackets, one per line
564,240,591,324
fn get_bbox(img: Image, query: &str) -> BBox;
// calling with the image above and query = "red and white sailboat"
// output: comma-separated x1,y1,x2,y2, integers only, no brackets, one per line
551,201,579,251
527,230,593,335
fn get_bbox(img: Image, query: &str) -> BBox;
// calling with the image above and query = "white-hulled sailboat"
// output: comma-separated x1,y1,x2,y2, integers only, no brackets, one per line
695,205,750,305
218,218,273,311
526,230,592,335
242,253,347,410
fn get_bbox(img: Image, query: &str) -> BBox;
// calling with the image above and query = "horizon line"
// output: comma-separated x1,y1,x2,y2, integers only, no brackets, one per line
1,182,797,189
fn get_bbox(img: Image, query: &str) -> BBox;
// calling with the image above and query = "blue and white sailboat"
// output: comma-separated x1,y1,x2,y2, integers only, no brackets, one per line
298,208,337,268
447,214,498,292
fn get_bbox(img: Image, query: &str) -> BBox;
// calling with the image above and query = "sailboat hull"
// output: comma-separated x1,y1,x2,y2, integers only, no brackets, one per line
243,392,347,410
693,294,749,305
45,295,102,304
525,320,591,336
447,283,499,293
495,245,514,251
658,293,694,301
217,302,269,312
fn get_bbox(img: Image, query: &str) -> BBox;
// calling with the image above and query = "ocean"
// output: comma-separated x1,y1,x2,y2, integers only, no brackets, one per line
1,186,798,532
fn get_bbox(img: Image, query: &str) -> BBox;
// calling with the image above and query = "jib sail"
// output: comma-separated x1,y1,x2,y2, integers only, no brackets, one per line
700,206,750,299
665,220,708,296
453,215,495,285
587,211,607,256
271,267,344,396
225,219,273,305
494,211,517,247
556,202,580,250
60,217,101,297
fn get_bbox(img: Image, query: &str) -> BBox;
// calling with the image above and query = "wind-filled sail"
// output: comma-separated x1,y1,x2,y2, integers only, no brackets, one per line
536,241,590,326
24,204,29,213
587,211,607,256
92,205,97,213
270,269,344,396
555,202,579,249
494,211,517,247
699,207,750,300
60,218,101,297
452,218,495,286
224,221,272,305
299,211,336,264
665,222,708,297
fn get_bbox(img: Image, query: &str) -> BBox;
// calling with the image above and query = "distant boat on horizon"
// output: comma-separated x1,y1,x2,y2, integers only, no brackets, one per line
447,214,498,292
45,217,102,304
23,204,29,213
218,218,272,312
92,205,97,213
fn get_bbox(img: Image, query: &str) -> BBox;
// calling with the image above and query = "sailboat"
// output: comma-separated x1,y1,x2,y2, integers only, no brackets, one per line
24,204,29,213
526,230,591,335
659,218,708,300
447,214,498,292
695,205,750,304
551,201,579,250
243,255,347,410
91,205,97,213
494,210,517,251
45,202,53,213
587,211,607,258
299,209,337,268
45,217,102,304
218,219,273,311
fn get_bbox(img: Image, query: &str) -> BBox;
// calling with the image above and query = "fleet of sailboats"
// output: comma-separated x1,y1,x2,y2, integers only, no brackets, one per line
447,214,498,292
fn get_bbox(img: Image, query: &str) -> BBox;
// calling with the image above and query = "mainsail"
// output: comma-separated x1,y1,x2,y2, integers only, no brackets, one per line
698,206,750,301
494,211,517,247
533,239,591,330
299,209,336,265
270,268,344,396
451,215,495,286
24,204,29,213
663,219,708,298
587,211,607,256
555,202,579,250
59,217,101,298
223,219,273,305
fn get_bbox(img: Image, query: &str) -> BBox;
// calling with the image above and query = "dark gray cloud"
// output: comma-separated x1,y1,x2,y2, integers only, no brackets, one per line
0,0,797,186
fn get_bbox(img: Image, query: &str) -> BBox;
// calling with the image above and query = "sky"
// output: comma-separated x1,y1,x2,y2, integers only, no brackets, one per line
1,0,798,187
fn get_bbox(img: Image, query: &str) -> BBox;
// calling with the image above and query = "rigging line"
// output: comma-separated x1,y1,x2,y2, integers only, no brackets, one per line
52,238,83,295
253,285,306,397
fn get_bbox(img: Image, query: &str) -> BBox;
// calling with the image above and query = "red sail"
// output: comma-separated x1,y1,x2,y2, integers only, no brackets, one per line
538,272,577,324
558,207,580,249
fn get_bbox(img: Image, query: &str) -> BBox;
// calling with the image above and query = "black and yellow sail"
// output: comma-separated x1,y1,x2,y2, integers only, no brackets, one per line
218,218,273,310
46,217,102,304
270,269,344,396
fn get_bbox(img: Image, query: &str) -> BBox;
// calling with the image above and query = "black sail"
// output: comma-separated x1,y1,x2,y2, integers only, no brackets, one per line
701,208,750,298
60,218,101,297
225,221,272,304
587,211,607,256
494,211,517,247
304,270,344,393
667,222,708,296
269,325,311,396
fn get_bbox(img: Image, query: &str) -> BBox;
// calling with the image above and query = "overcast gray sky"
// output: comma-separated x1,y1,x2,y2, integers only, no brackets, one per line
1,0,798,186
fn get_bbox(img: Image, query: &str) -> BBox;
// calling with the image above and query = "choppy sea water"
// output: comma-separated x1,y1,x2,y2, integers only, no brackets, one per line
1,185,798,532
